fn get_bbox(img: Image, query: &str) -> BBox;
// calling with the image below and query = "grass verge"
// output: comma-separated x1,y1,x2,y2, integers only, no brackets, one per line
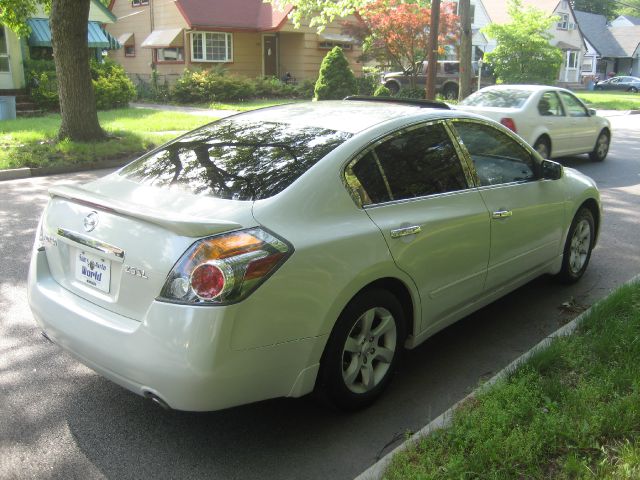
0,108,214,170
575,91,640,111
385,281,640,479
208,98,304,111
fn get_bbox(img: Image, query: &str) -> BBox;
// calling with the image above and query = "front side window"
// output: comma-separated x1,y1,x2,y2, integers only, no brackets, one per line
120,119,351,200
559,91,588,117
191,32,233,62
453,121,536,186
345,123,468,206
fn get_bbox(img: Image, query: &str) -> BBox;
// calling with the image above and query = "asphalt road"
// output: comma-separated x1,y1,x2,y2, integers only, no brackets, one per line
1,115,639,480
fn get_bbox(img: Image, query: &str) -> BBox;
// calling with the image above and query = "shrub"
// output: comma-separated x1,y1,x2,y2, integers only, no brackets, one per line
314,47,357,100
356,75,380,96
91,59,136,109
173,69,256,102
294,79,316,99
395,86,425,99
253,76,296,98
373,84,391,97
24,58,135,110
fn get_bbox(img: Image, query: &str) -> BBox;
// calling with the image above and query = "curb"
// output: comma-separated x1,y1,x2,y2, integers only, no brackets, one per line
354,274,640,480
0,158,129,182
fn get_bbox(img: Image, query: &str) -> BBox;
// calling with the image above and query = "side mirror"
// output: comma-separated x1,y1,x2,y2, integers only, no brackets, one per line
541,159,563,180
588,108,597,116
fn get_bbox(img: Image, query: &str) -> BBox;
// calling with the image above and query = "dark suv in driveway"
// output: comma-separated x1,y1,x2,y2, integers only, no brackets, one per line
382,60,494,99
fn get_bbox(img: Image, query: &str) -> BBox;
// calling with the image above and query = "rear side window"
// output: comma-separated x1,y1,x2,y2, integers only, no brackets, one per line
345,123,468,205
460,89,532,108
120,119,351,200
453,121,536,186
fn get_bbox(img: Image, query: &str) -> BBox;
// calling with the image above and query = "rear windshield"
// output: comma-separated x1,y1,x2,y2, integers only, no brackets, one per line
460,89,532,108
120,118,352,200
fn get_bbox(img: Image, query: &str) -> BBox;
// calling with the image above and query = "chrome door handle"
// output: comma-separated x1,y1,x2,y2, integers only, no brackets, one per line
390,225,422,238
492,210,513,219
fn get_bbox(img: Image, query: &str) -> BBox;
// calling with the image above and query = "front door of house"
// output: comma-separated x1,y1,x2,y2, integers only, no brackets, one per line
0,26,13,89
263,35,278,78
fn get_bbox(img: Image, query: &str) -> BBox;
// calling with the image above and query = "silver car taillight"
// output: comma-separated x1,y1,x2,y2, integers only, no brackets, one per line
158,227,292,305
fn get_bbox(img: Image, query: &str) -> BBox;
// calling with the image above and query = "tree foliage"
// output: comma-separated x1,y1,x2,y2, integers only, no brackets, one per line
483,0,563,85
314,46,357,100
342,0,459,71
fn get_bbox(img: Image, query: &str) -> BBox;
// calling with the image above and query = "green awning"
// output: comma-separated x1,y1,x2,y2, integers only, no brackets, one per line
27,19,119,49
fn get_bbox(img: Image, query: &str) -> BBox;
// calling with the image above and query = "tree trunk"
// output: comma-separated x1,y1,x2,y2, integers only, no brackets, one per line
458,0,472,101
425,0,440,100
50,0,105,141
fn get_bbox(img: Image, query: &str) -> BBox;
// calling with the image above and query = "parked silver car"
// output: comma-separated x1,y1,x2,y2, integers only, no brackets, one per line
29,98,601,411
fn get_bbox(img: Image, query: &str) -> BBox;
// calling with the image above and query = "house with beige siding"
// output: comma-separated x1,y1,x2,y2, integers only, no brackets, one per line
106,0,362,84
482,0,586,85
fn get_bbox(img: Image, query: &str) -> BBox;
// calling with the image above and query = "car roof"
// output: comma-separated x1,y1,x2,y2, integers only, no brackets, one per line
231,100,457,134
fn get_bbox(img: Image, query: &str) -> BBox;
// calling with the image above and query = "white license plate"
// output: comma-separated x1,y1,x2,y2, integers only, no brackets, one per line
75,250,111,293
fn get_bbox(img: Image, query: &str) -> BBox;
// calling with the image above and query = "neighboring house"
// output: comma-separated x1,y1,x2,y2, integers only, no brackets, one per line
442,0,492,61
482,0,586,85
575,10,640,79
0,0,117,93
106,0,362,84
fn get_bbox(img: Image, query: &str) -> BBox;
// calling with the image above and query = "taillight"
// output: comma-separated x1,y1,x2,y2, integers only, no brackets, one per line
500,117,517,133
159,227,292,305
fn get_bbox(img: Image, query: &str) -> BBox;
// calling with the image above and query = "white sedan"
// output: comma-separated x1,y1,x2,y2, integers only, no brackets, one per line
456,85,611,161
29,99,601,412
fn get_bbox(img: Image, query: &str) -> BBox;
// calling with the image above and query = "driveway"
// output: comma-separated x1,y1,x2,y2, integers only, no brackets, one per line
1,115,639,479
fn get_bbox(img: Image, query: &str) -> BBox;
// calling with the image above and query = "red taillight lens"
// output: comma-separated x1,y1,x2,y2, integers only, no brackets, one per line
190,263,226,300
159,227,292,305
500,117,517,133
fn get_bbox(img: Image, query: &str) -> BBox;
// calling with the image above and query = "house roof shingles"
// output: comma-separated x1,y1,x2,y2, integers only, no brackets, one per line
482,0,561,25
575,10,640,58
175,0,293,31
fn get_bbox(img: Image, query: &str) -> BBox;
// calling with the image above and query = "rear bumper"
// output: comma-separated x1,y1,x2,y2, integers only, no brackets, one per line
28,250,324,411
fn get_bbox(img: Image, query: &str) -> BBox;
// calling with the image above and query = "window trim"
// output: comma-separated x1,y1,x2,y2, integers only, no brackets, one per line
557,13,569,30
342,119,475,208
190,31,233,63
154,47,185,64
124,44,136,57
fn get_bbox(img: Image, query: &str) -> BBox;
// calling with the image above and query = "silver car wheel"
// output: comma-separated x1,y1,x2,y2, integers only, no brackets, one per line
569,219,591,274
341,307,397,394
596,134,609,157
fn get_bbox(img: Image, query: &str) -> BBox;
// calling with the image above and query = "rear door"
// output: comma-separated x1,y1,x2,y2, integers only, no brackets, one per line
535,90,573,156
344,121,490,332
450,119,565,293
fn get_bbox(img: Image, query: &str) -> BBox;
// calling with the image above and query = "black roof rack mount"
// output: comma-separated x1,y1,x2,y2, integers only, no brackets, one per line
343,95,450,110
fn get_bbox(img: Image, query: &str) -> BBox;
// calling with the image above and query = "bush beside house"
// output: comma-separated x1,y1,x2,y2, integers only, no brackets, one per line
314,47,357,100
25,58,136,111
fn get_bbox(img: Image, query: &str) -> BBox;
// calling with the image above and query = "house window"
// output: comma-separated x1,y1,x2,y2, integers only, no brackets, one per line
567,51,578,69
132,0,149,6
557,13,569,30
191,32,232,62
318,42,352,50
156,47,184,62
452,1,476,23
125,45,135,57
582,57,593,72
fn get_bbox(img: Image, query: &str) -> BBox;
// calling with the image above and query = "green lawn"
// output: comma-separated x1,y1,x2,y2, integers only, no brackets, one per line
575,91,640,111
385,281,640,479
0,108,214,170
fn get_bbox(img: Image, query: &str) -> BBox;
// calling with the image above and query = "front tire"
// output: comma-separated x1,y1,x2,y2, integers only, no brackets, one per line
628,87,638,93
556,208,595,284
442,83,458,100
589,130,609,162
318,289,406,410
384,82,400,95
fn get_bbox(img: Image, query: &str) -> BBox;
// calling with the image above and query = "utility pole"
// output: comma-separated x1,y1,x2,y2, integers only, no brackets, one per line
458,0,472,100
425,0,441,100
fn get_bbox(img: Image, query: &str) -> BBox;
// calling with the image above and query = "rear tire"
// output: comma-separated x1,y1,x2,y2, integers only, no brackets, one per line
589,130,609,162
556,207,595,284
533,136,551,159
317,289,406,411
442,84,458,100
628,87,638,93
385,82,400,95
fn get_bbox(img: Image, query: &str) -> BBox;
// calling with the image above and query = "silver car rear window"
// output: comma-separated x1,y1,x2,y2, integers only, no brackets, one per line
460,89,532,108
119,118,352,200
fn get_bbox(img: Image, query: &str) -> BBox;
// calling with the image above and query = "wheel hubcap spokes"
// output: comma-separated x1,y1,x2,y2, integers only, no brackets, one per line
341,307,397,394
536,143,548,158
597,135,608,157
569,219,591,273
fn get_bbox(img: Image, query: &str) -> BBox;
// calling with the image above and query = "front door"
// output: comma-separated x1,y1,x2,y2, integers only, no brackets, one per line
263,34,278,78
0,26,13,89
